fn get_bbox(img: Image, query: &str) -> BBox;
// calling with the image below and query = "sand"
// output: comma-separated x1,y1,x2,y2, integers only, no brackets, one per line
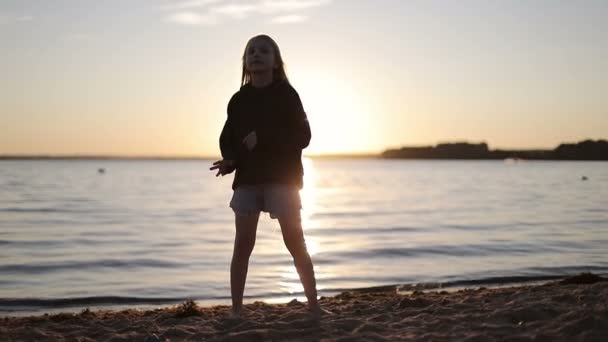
2,274,607,341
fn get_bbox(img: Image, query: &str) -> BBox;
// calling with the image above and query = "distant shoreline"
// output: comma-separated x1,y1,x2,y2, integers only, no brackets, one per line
2,155,606,161
0,155,213,161
1,139,606,161
382,139,608,161
0,154,380,160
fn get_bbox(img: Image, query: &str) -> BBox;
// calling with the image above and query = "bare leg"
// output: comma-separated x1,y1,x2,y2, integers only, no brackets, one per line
277,212,319,312
230,212,260,316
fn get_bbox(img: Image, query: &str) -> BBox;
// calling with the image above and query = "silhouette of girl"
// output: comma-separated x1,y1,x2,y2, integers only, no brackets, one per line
210,34,321,318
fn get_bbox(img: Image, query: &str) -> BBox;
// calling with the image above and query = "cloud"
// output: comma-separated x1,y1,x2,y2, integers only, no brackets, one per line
211,3,258,19
158,0,223,11
165,11,218,26
259,0,332,13
271,14,308,24
162,0,333,26
17,15,34,22
0,13,34,24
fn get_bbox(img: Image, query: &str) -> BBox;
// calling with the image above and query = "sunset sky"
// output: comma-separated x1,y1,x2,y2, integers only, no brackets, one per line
1,0,607,157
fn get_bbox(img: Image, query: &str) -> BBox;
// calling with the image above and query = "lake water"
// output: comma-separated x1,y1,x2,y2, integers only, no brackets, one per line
1,158,607,316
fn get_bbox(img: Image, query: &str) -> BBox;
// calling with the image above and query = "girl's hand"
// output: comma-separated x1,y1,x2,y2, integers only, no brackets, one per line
209,159,235,177
242,131,257,151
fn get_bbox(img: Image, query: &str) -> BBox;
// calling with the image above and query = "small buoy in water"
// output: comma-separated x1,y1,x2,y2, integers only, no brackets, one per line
581,176,588,181
98,168,105,174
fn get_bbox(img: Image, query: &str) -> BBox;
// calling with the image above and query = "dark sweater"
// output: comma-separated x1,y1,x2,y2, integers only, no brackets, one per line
219,79,311,189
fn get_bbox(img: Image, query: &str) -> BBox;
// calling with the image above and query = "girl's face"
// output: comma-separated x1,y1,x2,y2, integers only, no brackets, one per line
244,38,276,73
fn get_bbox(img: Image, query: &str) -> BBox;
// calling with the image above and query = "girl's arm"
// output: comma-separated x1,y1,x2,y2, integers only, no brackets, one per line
219,97,238,172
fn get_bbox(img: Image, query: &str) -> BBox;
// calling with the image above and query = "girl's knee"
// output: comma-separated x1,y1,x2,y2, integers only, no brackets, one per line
282,230,304,246
293,251,312,267
284,238,308,258
234,233,256,253
233,244,255,260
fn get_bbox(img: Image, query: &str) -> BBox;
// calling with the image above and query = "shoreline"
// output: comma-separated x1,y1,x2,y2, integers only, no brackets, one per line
2,273,607,341
4,272,607,318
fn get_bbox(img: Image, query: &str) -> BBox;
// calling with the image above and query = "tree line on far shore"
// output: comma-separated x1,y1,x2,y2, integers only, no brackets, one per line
381,139,608,160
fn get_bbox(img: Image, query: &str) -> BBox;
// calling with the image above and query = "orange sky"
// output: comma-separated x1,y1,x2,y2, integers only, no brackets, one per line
1,0,607,156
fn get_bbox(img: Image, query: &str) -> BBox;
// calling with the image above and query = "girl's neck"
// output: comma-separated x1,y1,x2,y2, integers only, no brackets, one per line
250,71,273,88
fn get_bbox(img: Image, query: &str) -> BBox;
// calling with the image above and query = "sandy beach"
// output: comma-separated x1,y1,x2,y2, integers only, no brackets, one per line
2,274,607,341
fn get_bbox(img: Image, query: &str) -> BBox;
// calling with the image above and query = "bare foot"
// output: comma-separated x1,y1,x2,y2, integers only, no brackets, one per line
229,307,242,319
308,304,332,320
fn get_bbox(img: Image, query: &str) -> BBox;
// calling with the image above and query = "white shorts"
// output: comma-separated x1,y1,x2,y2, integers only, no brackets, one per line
229,184,302,219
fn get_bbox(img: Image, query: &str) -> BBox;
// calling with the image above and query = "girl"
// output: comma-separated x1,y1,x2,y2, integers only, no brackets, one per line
210,34,322,318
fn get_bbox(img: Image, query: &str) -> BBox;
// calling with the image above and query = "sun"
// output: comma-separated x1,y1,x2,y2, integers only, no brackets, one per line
292,72,379,155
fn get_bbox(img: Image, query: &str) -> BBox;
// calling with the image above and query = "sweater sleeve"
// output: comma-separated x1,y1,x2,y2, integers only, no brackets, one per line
219,95,238,171
256,87,311,152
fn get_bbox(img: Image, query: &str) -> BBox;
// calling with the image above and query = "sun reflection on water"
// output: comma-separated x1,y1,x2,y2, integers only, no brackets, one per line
277,264,327,297
273,157,331,299
300,157,316,231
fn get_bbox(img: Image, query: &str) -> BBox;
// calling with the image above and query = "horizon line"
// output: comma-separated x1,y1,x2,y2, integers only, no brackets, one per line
1,139,604,160
0,153,380,160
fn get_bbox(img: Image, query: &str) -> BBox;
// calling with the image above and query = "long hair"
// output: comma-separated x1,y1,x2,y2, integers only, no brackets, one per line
241,34,289,87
